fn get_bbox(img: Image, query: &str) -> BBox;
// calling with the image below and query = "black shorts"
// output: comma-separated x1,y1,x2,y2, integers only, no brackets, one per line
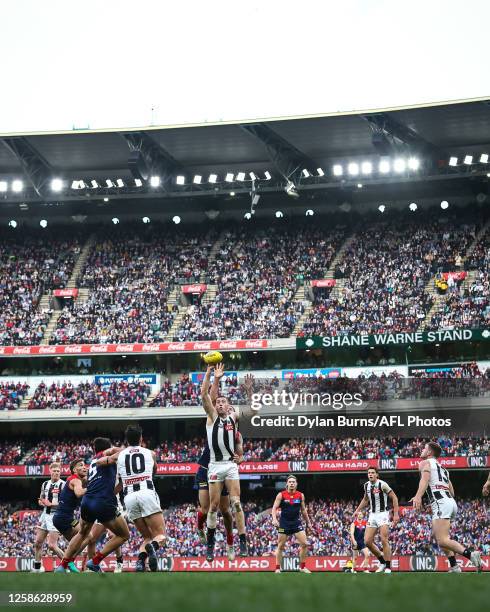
80,497,119,524
278,525,303,536
53,514,78,537
194,466,228,495
354,537,367,551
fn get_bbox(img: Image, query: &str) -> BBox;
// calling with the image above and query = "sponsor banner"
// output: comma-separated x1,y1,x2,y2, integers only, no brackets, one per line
190,371,238,384
1,456,488,478
281,368,342,380
311,279,336,288
52,288,78,298
182,284,207,294
94,373,157,386
441,272,467,282
0,339,269,357
297,328,490,350
1,555,488,572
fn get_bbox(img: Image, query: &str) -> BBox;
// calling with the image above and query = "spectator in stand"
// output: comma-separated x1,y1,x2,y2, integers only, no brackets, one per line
300,214,485,337
0,382,29,410
0,230,82,346
27,381,151,410
2,435,486,466
0,499,487,558
50,226,217,345
174,225,345,340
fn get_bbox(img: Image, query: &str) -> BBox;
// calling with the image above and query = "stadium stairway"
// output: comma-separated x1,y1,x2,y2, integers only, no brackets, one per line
291,285,313,336
67,234,96,289
464,217,490,262
291,232,357,336
39,235,95,345
165,305,190,341
200,231,226,282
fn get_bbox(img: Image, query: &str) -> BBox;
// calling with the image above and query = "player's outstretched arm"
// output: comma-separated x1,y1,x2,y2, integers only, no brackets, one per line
410,459,430,510
201,365,216,418
300,494,313,532
233,431,244,464
388,489,399,524
96,451,121,466
237,374,256,419
271,492,282,527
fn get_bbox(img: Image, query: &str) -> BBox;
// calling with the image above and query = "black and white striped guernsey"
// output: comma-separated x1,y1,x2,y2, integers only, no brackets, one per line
206,414,236,462
364,479,391,513
40,479,65,514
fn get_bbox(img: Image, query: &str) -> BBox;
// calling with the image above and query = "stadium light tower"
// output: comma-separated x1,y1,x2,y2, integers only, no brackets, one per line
0,181,7,192
12,179,23,192
150,176,160,187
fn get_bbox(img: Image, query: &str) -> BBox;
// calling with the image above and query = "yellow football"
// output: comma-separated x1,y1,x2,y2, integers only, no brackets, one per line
203,351,223,365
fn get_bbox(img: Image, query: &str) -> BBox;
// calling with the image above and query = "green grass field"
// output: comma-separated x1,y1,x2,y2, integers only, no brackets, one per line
0,573,488,612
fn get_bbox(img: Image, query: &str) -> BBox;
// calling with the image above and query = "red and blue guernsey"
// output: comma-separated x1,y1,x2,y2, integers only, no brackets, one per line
53,474,82,535
80,452,118,524
353,517,367,547
279,490,303,533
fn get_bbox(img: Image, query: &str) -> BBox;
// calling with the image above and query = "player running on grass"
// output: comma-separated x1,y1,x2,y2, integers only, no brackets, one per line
272,475,313,574
353,466,399,573
116,425,166,572
411,441,482,573
33,462,65,573
56,437,129,573
52,458,87,572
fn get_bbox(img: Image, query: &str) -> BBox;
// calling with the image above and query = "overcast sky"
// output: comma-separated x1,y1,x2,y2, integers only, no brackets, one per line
0,0,489,133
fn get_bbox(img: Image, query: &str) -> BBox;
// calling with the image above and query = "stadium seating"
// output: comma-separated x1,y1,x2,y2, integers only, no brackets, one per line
0,499,487,558
0,230,83,346
3,435,487,465
27,381,151,410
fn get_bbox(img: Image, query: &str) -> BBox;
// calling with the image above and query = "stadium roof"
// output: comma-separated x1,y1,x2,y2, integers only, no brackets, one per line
0,98,489,221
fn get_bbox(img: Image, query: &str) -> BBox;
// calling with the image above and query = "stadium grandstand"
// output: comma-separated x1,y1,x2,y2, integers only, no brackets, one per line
0,98,489,585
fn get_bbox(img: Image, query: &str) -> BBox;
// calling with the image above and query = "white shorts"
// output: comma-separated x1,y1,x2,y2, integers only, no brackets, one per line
431,496,458,520
125,489,161,522
38,512,58,533
208,461,239,483
367,511,390,529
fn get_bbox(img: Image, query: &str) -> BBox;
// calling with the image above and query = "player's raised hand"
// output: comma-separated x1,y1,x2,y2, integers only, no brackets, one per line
243,373,254,396
410,495,422,511
214,363,225,379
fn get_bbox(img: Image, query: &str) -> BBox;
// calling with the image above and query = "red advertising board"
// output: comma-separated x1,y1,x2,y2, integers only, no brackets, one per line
441,272,467,281
181,284,207,294
52,288,79,298
1,555,488,572
311,279,336,288
0,338,268,357
2,456,488,478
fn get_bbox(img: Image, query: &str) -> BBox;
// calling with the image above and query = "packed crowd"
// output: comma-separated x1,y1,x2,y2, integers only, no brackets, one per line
149,373,245,407
0,211,489,347
0,381,29,410
50,226,217,344
27,381,151,410
173,226,346,340
0,498,488,558
1,435,487,466
0,230,82,346
300,216,484,337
